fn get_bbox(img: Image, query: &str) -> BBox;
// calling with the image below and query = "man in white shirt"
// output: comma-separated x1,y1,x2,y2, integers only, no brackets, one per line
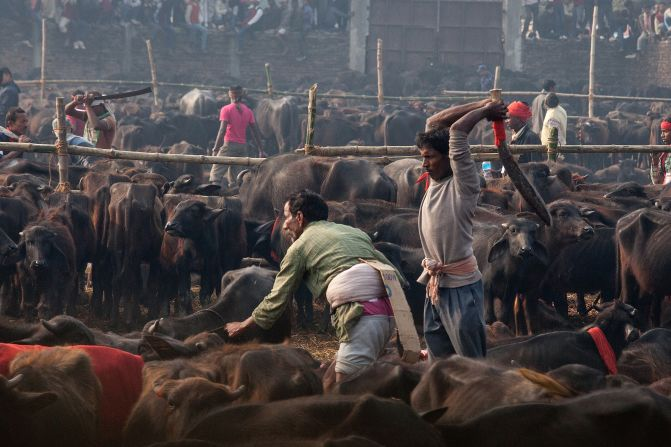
540,92,567,146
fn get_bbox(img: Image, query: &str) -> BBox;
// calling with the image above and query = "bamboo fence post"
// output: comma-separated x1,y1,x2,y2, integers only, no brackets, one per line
54,97,70,192
588,5,599,118
493,66,501,90
264,63,273,97
145,40,159,107
40,19,46,106
304,84,318,155
547,127,559,163
377,38,384,110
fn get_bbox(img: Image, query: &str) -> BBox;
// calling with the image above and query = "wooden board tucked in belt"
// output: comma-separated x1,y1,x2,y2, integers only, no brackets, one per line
361,259,421,363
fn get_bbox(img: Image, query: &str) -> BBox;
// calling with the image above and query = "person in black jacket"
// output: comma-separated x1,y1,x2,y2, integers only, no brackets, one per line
507,100,543,163
0,68,20,127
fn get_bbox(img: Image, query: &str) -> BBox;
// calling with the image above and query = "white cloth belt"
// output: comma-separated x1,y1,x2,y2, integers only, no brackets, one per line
326,263,387,309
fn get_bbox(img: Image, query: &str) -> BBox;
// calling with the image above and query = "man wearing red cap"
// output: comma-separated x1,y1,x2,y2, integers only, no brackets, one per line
507,101,542,163
651,117,671,185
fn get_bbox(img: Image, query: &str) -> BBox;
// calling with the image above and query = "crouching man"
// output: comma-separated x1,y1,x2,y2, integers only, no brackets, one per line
226,190,403,382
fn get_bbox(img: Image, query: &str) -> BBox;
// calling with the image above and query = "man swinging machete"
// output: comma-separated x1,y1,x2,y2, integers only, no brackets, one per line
64,87,152,150
416,92,550,361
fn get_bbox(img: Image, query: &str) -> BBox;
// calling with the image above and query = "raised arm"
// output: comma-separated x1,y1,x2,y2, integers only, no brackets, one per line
65,96,87,121
425,98,490,131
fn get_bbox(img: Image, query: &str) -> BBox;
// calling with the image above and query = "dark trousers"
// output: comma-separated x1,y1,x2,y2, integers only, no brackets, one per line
423,279,487,360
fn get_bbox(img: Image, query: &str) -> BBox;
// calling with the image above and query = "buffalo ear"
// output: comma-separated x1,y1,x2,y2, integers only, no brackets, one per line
41,319,61,335
194,184,221,196
17,390,58,413
161,182,173,196
488,237,509,263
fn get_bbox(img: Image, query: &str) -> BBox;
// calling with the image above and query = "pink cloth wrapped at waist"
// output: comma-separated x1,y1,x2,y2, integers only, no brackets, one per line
422,255,478,305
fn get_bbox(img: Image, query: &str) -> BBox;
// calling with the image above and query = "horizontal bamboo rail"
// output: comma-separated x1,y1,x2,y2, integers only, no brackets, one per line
14,79,671,104
297,144,671,157
0,142,265,166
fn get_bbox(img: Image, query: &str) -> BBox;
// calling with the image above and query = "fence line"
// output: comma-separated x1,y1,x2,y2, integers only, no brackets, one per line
298,144,671,157
14,78,671,104
0,142,265,166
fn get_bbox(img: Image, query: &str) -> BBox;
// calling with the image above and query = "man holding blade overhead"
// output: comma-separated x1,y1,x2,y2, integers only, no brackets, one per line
416,99,507,360
65,91,116,149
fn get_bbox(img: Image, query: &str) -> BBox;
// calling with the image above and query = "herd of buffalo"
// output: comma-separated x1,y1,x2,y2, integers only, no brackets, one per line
2,88,671,446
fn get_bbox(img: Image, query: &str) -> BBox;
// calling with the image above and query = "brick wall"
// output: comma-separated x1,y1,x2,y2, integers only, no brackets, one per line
2,18,349,93
521,38,671,94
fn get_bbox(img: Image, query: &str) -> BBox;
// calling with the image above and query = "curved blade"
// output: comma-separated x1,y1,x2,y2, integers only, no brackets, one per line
498,142,552,226
93,87,152,101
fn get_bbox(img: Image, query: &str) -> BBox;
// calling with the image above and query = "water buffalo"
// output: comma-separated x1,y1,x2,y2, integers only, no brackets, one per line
17,220,77,320
383,159,424,208
163,198,246,314
616,208,671,328
255,96,300,154
7,347,101,447
184,394,444,447
487,301,638,373
240,154,396,221
144,266,291,343
105,182,164,326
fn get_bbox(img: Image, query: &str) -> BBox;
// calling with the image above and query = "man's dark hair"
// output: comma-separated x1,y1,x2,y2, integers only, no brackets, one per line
5,107,25,125
542,80,556,91
0,67,11,78
416,128,450,155
545,93,559,108
229,85,243,92
287,190,329,222
663,116,671,124
72,89,84,96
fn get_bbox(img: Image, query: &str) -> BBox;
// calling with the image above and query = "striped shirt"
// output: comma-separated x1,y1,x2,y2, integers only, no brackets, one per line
252,220,400,330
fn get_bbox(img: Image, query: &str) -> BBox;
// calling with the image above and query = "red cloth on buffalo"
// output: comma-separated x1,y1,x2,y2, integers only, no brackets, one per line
0,343,144,446
586,327,618,375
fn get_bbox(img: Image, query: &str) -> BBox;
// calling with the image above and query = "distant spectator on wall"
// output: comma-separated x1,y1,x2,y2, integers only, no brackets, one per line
637,5,653,51
237,0,266,52
523,0,540,39
0,68,20,128
185,0,208,52
121,0,143,25
297,0,316,61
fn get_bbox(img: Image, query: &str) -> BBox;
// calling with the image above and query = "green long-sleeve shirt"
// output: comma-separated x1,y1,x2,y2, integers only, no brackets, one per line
251,220,402,339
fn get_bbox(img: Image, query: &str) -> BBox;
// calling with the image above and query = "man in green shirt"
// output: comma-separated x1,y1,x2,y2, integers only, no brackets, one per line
226,190,402,382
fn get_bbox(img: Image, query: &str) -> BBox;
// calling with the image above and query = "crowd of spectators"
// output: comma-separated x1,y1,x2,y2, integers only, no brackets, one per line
20,0,349,53
524,1,671,58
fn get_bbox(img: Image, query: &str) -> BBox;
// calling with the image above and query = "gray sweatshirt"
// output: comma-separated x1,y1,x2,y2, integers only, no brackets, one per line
417,129,482,288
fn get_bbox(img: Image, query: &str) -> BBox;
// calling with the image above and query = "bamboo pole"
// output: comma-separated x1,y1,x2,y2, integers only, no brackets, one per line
588,5,599,118
547,127,558,163
54,97,69,192
264,63,273,97
295,144,671,156
14,78,671,104
40,19,46,106
145,40,159,107
304,84,318,154
493,66,501,90
377,38,384,110
0,142,266,166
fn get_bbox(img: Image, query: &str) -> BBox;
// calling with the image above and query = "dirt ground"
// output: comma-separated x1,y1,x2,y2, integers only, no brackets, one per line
26,289,600,365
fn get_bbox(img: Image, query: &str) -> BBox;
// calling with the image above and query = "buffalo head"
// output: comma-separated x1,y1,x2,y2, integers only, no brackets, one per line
164,200,225,238
488,218,549,265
